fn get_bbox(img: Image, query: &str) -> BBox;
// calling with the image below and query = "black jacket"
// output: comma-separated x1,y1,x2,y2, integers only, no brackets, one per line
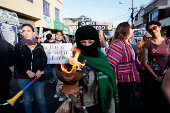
13,41,47,76
0,38,13,86
44,40,55,43
44,39,49,43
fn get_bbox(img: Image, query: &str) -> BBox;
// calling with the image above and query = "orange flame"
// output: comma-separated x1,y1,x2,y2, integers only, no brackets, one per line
61,48,85,73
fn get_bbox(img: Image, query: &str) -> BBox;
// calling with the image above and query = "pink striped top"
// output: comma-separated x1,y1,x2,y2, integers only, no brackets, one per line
106,41,140,82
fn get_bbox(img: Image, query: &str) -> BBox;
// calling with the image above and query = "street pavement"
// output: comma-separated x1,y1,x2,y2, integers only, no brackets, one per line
8,66,145,113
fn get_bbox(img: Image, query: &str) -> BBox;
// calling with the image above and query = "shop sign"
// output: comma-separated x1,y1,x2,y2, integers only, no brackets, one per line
54,20,69,33
54,20,64,30
44,16,52,28
78,21,113,31
96,21,112,25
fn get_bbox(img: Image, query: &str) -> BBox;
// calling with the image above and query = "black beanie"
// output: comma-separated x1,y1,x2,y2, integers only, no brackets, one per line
75,26,100,57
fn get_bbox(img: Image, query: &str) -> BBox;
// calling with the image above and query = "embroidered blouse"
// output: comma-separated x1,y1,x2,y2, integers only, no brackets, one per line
106,41,140,82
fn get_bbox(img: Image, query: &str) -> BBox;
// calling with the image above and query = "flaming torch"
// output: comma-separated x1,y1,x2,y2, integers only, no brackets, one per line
56,48,85,94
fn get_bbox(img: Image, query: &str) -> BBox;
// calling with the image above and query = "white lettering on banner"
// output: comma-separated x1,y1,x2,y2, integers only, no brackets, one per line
78,21,112,31
93,26,106,30
41,43,73,64
81,22,85,26
91,21,96,25
80,21,96,26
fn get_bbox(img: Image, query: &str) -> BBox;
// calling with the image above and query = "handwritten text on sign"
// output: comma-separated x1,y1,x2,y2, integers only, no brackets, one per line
42,43,73,64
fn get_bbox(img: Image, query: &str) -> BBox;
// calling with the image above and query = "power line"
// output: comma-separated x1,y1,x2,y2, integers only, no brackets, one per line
63,11,131,22
134,0,143,6
64,10,131,22
77,0,124,14
100,11,130,21
80,0,132,11
102,15,131,21
127,16,131,22
63,0,141,23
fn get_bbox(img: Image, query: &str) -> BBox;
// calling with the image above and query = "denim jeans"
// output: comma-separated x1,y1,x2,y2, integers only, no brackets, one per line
51,64,60,84
18,78,47,113
46,64,53,80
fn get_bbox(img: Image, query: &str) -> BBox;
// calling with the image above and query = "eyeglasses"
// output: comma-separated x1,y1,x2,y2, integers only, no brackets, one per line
148,26,157,33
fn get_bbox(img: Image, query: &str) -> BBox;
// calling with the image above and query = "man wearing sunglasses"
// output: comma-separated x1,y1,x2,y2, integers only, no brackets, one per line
142,21,170,112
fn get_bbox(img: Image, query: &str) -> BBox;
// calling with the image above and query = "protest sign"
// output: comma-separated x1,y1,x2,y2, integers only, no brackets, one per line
42,43,73,64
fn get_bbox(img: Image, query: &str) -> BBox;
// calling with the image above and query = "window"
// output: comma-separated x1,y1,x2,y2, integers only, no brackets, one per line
27,0,33,3
55,8,59,21
43,0,50,17
151,10,159,21
138,12,141,20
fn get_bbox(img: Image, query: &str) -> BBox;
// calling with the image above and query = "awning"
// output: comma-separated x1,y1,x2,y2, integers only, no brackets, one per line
157,5,170,9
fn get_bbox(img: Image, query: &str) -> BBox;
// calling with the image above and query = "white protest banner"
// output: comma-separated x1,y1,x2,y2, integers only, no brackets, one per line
42,43,73,64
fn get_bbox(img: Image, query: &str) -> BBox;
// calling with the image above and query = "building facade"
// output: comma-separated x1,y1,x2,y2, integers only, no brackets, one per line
134,8,145,29
134,0,170,38
0,0,63,36
63,15,92,39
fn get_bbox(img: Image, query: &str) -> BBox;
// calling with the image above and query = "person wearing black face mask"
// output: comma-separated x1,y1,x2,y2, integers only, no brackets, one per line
57,26,119,113
75,26,101,58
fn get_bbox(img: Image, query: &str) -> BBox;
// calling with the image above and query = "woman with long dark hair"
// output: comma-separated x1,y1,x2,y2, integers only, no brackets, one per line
106,22,140,113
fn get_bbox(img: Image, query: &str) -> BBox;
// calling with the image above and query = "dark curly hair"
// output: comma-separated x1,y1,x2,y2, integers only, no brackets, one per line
146,21,161,31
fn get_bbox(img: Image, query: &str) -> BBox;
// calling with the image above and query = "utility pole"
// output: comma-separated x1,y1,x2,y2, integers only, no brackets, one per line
131,0,134,27
130,0,137,28
119,1,137,27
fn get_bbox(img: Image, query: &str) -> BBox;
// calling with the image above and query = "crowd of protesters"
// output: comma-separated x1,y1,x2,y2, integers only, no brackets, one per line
1,21,170,113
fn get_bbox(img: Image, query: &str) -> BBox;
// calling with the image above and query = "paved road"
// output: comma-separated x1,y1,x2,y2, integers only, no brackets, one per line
8,67,144,113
